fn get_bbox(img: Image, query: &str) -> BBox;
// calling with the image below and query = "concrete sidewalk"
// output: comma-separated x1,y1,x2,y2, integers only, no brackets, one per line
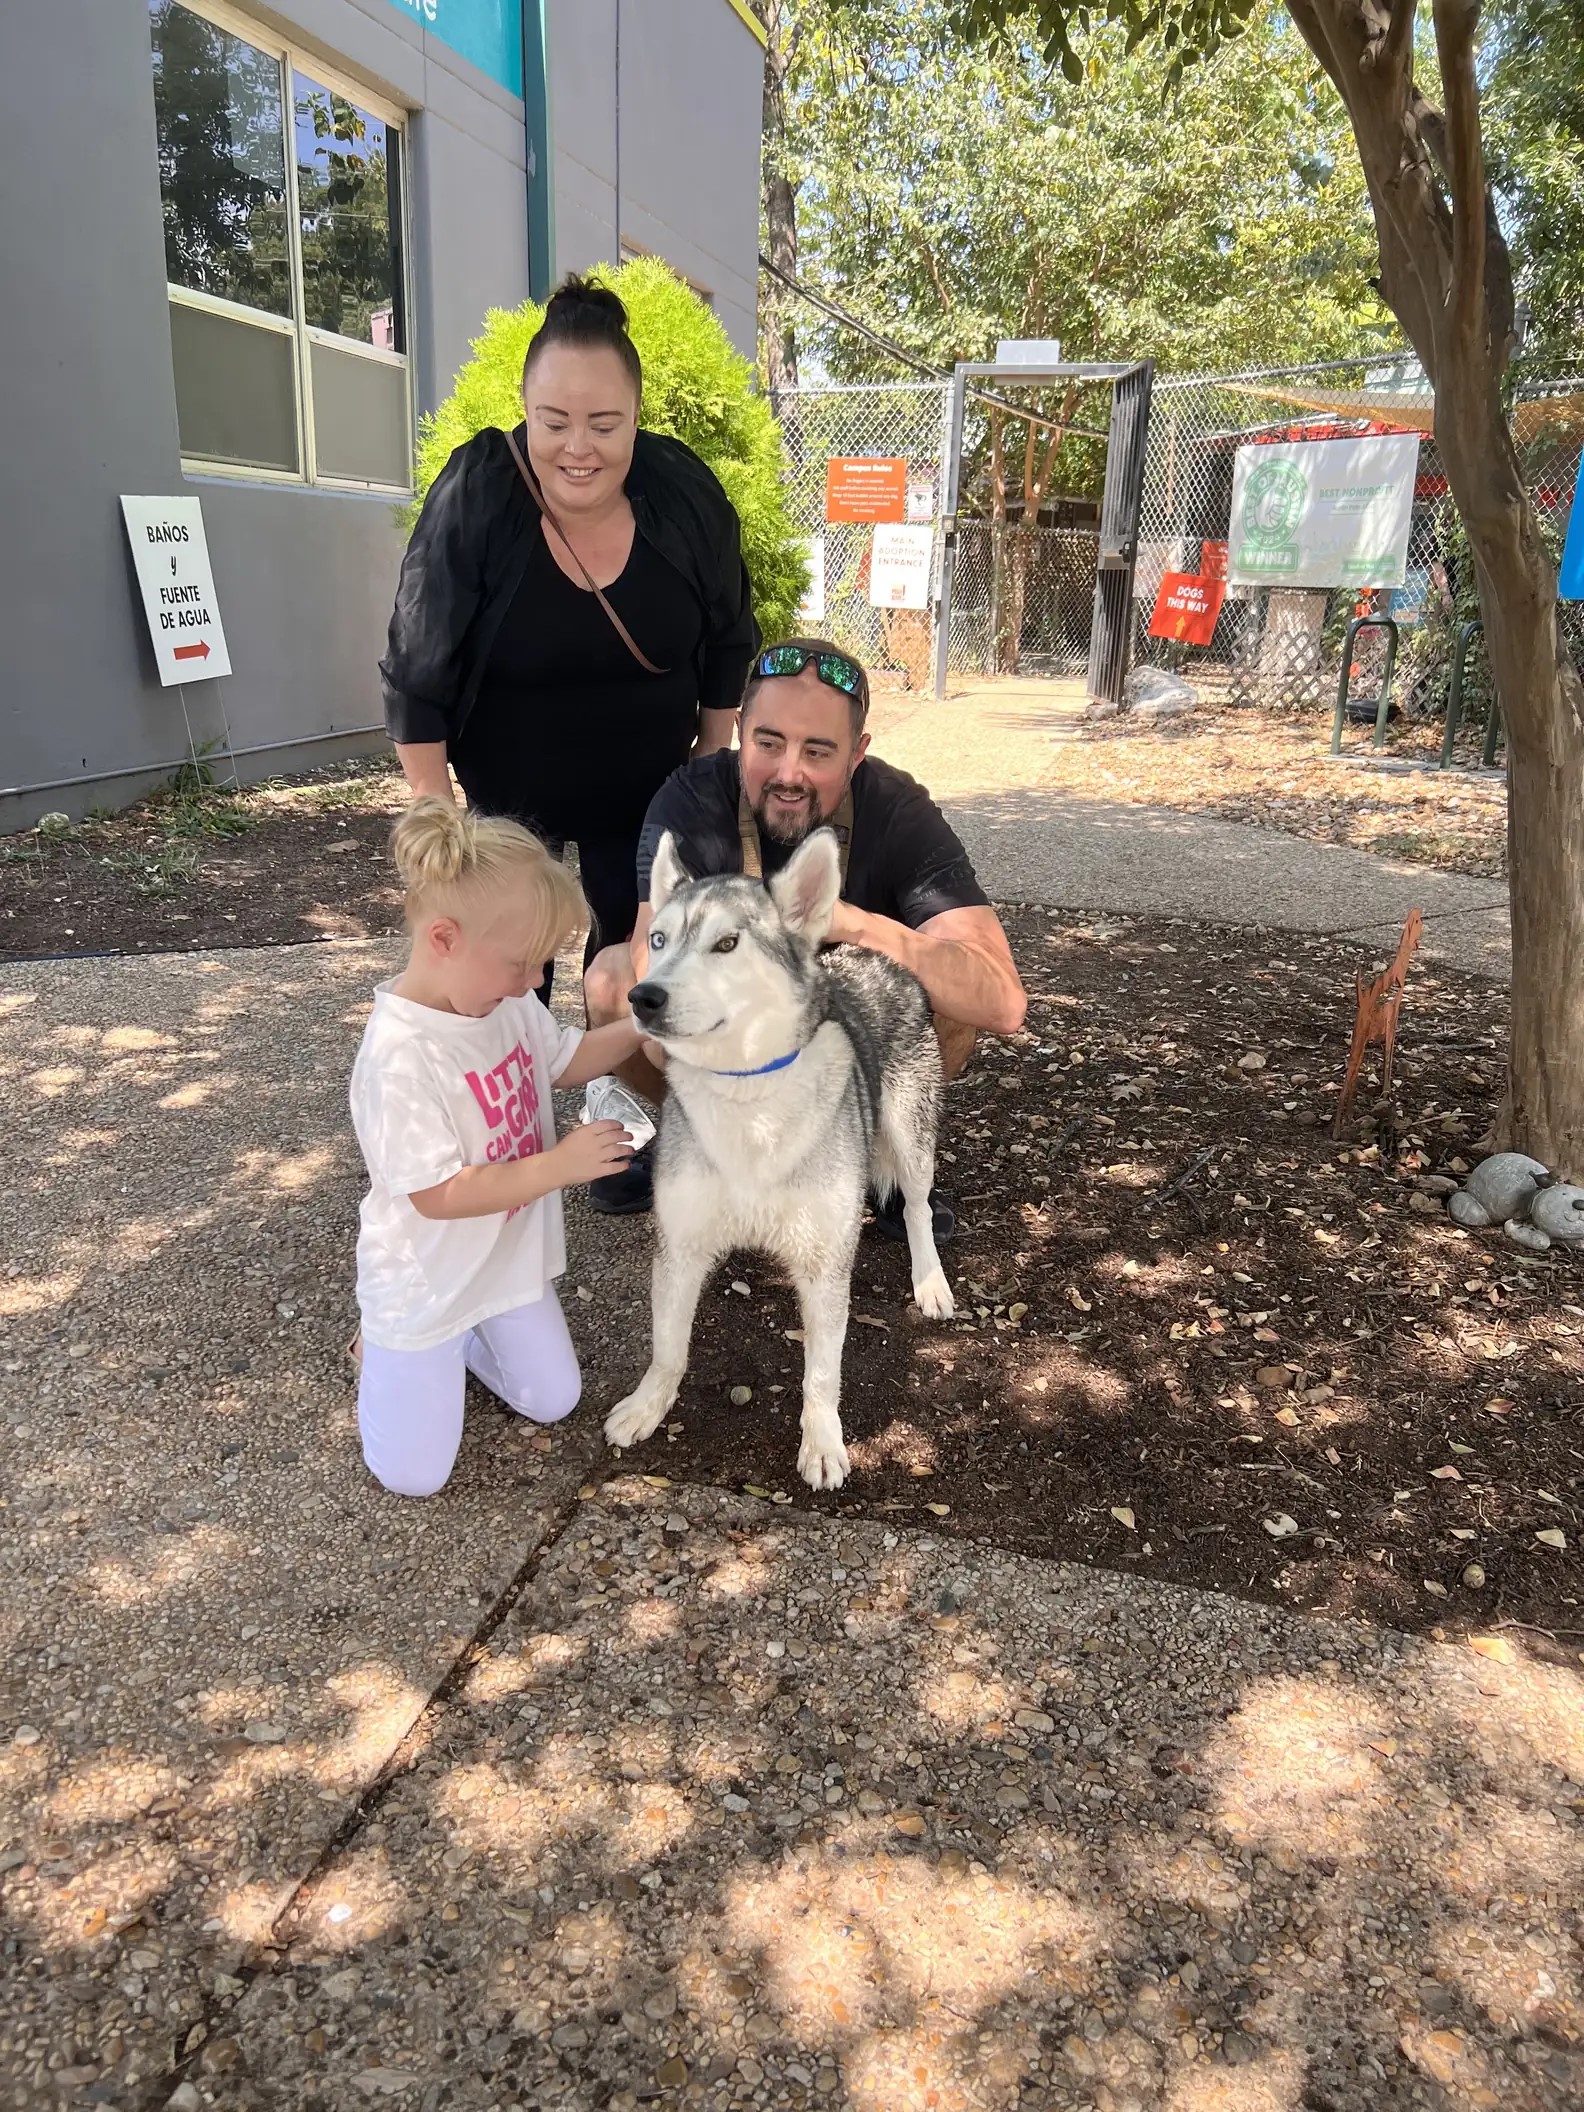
870,682,1511,982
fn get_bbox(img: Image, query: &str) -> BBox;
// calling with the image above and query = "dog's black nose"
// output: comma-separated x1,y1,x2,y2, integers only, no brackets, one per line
629,980,668,1028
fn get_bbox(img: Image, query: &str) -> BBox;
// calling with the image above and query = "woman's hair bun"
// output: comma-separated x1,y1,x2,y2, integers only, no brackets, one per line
544,274,629,335
390,795,469,893
523,272,642,394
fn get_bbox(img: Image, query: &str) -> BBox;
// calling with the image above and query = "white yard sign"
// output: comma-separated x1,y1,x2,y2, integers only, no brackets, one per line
868,523,934,610
1227,435,1420,590
120,495,232,684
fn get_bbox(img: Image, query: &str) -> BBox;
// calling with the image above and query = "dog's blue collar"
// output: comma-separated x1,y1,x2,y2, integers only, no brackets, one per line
711,1050,801,1078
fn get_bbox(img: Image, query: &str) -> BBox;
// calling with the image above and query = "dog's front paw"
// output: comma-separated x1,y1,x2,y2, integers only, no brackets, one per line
913,1266,955,1322
604,1378,673,1452
797,1410,850,1492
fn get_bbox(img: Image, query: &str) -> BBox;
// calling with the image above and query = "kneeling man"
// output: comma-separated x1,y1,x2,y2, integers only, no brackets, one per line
583,639,1026,1223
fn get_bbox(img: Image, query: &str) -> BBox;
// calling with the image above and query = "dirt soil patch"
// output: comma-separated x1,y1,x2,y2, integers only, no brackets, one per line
621,908,1581,1659
1055,711,1507,878
0,758,408,961
2,703,1509,966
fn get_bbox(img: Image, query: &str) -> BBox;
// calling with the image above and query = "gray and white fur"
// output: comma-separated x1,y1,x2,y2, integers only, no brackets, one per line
604,827,955,1489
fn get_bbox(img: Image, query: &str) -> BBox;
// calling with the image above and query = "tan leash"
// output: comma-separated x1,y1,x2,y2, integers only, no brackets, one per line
737,771,853,889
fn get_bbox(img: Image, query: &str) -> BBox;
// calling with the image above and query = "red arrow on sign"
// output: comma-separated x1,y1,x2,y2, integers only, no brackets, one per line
172,640,210,662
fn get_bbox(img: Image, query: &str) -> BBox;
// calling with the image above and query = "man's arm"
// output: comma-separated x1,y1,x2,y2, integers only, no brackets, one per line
827,900,1027,1037
395,741,455,801
627,900,655,982
624,902,669,1071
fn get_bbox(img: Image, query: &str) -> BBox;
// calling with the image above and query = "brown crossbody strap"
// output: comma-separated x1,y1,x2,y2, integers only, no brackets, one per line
737,770,854,890
503,428,670,676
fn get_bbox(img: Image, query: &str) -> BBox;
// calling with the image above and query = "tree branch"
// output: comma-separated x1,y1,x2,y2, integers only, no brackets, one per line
1285,0,1348,98
1377,0,1418,79
1286,0,1449,366
919,237,955,315
1432,0,1488,358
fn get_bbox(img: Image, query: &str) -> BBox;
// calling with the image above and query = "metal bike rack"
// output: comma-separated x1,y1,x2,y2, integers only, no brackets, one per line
1330,615,1401,754
1438,617,1494,768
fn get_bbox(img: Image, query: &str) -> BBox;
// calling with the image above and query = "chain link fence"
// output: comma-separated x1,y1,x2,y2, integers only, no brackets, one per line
772,374,1113,686
775,381,951,689
767,345,1582,741
1132,357,1584,761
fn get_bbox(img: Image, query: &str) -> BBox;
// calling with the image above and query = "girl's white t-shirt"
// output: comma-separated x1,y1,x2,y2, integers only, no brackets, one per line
350,981,584,1352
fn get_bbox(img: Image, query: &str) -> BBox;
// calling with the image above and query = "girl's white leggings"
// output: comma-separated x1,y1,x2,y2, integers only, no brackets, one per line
358,1289,581,1497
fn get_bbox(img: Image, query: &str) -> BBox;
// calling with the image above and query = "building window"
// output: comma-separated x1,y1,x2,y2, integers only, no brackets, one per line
148,0,412,491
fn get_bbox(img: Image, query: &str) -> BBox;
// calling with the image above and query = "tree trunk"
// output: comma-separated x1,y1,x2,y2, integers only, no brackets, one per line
989,412,1016,673
1284,0,1584,1177
1448,437,1584,1173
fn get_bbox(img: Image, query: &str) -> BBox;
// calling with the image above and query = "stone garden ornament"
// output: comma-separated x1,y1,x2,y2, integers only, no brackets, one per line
1448,1152,1584,1252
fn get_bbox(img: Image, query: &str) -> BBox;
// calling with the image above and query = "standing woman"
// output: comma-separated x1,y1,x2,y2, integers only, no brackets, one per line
380,275,759,1208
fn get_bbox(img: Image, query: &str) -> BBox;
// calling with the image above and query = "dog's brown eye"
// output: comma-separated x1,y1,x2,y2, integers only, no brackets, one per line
713,934,738,954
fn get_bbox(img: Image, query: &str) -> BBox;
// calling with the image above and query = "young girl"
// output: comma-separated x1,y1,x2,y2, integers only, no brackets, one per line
350,797,642,1497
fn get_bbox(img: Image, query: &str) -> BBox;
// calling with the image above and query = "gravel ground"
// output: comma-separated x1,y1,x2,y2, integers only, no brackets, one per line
0,935,640,2107
221,1479,1583,2112
3,915,1577,2111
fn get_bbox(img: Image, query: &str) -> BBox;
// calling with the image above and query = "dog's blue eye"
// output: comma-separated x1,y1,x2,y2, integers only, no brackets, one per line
650,931,666,952
713,934,738,954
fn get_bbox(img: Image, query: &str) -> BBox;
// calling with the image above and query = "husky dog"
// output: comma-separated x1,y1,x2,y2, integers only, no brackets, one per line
603,828,955,1490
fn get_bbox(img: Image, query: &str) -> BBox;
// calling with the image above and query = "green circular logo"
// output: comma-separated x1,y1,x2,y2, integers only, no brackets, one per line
1243,458,1308,547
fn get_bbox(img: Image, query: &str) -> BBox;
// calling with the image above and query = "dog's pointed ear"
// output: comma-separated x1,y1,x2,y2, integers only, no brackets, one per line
649,830,691,914
769,828,841,944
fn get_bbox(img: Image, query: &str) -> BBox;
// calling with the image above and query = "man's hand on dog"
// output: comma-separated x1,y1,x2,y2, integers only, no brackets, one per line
826,899,865,946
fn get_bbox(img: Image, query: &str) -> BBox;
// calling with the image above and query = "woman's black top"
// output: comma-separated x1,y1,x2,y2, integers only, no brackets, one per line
379,426,760,830
451,523,705,840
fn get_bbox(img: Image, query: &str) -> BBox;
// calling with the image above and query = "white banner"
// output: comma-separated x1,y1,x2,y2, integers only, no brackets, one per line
1228,435,1419,590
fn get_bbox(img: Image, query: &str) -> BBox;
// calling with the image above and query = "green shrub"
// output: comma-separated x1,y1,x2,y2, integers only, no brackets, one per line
413,257,808,641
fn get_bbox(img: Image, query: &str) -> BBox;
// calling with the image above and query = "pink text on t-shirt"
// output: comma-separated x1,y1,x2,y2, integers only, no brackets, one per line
463,1043,544,1171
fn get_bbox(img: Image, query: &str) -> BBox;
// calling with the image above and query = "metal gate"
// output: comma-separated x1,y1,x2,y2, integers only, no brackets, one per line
1089,360,1156,708
933,357,1155,703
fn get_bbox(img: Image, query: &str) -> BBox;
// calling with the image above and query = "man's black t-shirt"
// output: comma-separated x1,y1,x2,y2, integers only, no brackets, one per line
634,749,990,929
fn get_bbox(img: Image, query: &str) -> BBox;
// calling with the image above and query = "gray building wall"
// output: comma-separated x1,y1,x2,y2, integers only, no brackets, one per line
547,0,763,359
0,0,762,833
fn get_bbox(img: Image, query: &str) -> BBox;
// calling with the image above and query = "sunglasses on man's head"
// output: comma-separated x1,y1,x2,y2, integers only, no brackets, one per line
752,645,868,706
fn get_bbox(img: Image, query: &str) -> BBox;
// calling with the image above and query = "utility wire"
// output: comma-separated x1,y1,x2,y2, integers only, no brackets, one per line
759,255,1111,443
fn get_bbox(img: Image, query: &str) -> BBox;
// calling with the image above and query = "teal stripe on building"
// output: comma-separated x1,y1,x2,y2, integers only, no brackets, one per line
382,0,523,97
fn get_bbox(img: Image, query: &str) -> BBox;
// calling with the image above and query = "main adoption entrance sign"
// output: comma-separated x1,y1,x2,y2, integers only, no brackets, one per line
1228,434,1420,590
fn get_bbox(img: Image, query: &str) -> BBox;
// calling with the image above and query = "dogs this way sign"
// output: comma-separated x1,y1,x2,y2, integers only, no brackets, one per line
121,495,232,685
1149,570,1226,646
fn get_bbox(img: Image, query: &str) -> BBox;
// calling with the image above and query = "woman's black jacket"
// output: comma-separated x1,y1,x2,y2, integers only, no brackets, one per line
380,424,761,746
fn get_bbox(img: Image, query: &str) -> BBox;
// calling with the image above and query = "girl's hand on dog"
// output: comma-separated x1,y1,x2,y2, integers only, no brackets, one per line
549,1120,636,1189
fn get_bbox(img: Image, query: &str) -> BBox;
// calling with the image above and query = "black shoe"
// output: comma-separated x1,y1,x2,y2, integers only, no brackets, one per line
588,1137,655,1216
870,1186,956,1244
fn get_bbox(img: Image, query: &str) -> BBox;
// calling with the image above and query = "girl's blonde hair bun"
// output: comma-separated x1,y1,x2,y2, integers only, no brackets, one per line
391,797,586,958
